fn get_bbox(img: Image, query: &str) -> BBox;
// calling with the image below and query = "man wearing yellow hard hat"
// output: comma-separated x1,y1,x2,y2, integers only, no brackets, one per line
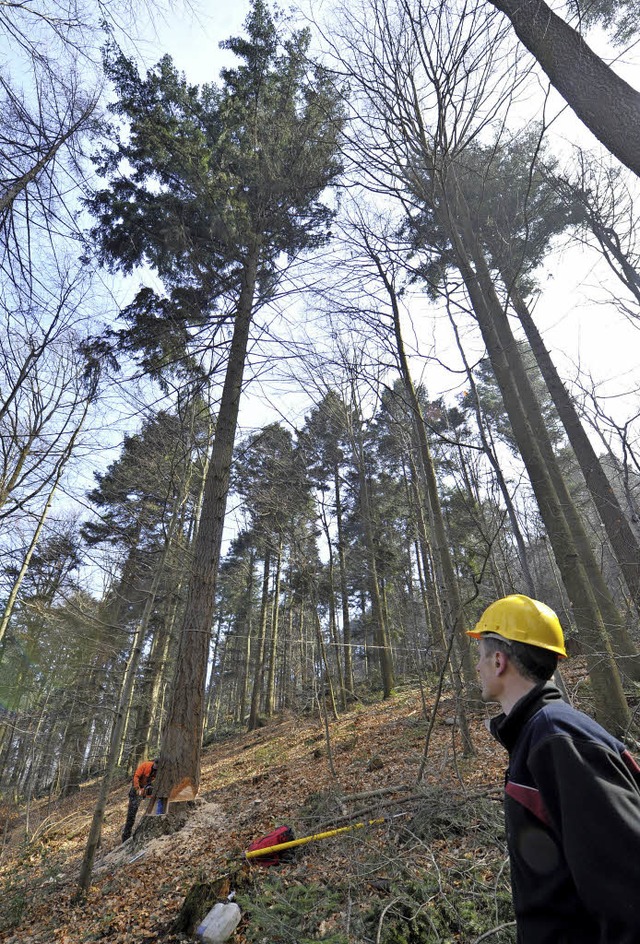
468,594,640,944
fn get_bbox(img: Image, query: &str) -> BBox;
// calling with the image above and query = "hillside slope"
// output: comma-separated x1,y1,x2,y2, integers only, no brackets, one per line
0,681,566,944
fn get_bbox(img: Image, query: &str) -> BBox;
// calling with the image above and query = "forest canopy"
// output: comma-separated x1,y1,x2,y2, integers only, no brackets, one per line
1,0,640,902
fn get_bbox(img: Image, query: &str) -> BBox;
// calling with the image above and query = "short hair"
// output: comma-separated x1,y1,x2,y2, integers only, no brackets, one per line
480,634,558,683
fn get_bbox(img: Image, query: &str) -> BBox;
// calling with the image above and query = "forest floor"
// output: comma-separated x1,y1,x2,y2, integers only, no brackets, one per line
0,664,590,944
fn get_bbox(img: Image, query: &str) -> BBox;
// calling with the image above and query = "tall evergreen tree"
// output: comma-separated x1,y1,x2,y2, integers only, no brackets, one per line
84,0,344,816
299,392,357,698
234,422,315,726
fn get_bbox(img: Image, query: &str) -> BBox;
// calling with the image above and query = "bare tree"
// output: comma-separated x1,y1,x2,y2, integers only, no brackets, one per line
549,154,640,319
0,265,97,526
323,0,633,730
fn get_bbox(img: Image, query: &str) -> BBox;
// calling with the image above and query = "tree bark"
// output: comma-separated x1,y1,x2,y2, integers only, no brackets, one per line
248,547,271,731
507,281,640,614
443,183,630,733
155,242,261,800
334,464,354,696
488,0,640,179
264,538,283,717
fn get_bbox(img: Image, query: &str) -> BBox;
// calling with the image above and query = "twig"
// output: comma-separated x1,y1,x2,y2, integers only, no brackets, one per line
343,785,411,802
345,794,421,824
376,897,402,944
472,921,517,942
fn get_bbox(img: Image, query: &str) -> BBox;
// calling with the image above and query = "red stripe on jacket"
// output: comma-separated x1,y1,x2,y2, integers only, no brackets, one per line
506,780,552,828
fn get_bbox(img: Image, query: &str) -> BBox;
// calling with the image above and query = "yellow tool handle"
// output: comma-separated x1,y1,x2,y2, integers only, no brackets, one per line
245,818,385,859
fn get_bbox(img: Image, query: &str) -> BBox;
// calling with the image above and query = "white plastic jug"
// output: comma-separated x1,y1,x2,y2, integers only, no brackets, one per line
196,901,242,944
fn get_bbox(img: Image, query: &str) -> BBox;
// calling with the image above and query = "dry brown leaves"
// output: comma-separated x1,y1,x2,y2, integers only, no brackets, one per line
0,667,590,944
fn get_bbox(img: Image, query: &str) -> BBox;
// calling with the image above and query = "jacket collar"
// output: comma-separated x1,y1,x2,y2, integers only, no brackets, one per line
489,682,563,752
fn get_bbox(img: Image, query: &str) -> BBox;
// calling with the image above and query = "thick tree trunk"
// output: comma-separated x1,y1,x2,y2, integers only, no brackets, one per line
488,0,640,179
507,281,640,613
443,187,630,732
155,243,261,800
484,270,640,678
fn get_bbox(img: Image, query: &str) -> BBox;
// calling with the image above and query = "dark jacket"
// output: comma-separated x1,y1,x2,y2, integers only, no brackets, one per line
490,683,640,944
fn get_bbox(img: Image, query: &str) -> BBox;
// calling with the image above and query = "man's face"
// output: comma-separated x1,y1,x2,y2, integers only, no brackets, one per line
476,638,504,703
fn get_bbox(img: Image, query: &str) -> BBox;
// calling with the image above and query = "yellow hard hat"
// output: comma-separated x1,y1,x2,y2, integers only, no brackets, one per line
467,594,567,658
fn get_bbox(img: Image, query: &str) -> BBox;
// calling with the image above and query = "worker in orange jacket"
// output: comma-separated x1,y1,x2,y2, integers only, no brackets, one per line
121,759,158,842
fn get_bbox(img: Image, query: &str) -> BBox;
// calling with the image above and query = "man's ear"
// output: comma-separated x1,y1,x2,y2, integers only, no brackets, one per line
494,650,509,675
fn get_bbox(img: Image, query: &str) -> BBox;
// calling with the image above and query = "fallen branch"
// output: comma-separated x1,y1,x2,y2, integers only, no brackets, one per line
342,785,411,802
342,793,421,826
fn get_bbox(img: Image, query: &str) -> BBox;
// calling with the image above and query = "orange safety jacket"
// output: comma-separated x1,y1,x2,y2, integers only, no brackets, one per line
132,760,157,792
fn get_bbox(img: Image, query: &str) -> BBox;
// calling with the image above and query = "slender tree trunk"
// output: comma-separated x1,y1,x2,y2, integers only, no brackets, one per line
448,308,537,595
370,247,478,705
281,604,293,709
488,0,640,180
334,464,354,695
321,508,347,709
238,555,255,723
248,548,271,731
0,101,97,215
264,538,283,717
76,589,153,897
59,679,97,797
355,455,395,699
24,692,52,838
588,216,640,306
314,604,339,722
408,464,447,656
204,614,224,733
211,643,227,735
